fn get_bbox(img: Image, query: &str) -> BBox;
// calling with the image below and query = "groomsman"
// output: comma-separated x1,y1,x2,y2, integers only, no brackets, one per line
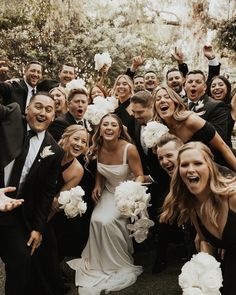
0,61,43,113
48,87,90,142
0,93,64,295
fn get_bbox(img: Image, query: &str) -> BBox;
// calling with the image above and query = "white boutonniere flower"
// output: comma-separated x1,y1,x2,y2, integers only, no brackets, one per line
40,146,55,158
195,100,206,115
94,52,112,71
142,121,169,148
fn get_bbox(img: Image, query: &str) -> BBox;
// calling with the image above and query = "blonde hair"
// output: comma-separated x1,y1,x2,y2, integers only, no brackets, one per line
160,141,236,227
112,74,134,100
59,124,89,164
49,86,68,100
152,85,191,122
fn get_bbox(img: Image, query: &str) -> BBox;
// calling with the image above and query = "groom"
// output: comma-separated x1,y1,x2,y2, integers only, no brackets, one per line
0,93,64,295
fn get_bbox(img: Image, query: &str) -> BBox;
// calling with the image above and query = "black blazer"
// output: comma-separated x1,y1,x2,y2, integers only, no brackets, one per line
0,103,64,232
48,111,91,142
0,79,29,113
192,94,230,145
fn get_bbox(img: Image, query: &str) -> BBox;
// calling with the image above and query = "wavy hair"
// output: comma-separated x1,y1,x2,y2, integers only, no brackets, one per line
152,85,191,122
209,75,232,105
89,113,132,160
59,124,89,165
160,141,236,227
111,74,134,101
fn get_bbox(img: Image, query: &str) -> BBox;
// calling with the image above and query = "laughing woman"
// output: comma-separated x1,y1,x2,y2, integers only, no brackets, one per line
68,114,144,295
152,85,236,172
160,142,236,295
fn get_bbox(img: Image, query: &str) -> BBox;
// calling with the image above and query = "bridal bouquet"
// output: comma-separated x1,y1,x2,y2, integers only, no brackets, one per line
58,186,87,218
142,121,169,148
179,252,223,295
84,95,118,125
114,181,154,243
66,78,87,92
94,52,112,71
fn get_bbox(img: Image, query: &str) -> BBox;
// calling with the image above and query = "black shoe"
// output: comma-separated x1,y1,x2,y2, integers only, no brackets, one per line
152,260,167,274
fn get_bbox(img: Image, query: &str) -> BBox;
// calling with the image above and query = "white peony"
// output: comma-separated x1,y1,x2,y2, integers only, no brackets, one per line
94,52,112,71
182,287,204,295
58,191,71,208
142,121,169,148
70,186,85,201
77,201,87,216
66,78,87,92
64,202,80,218
199,269,223,293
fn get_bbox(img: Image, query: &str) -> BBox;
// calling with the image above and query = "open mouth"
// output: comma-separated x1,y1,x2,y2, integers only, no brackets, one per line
160,105,169,112
190,89,197,95
187,176,200,183
73,146,81,152
36,117,46,123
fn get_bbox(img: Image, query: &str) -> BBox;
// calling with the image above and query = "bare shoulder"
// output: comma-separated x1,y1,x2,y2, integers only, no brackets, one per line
186,112,205,131
126,143,138,156
63,159,84,182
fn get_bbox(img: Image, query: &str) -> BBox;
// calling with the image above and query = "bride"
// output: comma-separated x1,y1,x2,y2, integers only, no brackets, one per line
68,113,144,295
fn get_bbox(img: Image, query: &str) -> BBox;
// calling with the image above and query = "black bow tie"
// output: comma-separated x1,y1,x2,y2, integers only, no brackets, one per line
188,101,196,110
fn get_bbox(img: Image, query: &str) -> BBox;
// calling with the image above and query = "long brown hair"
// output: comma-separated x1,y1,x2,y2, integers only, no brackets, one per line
160,142,236,227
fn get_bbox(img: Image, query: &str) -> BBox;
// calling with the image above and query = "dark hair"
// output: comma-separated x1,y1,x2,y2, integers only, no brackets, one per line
186,70,206,82
156,133,183,149
37,79,59,92
68,88,88,102
25,61,43,71
60,63,76,72
130,90,153,108
133,75,144,80
29,91,54,103
209,75,232,104
166,68,183,79
144,70,158,77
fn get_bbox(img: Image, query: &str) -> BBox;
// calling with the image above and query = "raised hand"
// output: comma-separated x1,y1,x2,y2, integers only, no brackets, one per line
171,47,184,64
203,44,215,60
130,52,145,72
0,187,24,212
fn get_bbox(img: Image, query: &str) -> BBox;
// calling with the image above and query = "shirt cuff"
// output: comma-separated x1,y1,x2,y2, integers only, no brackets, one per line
208,58,219,66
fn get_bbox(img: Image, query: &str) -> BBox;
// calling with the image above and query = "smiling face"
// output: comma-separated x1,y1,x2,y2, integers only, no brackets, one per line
179,149,210,199
157,141,179,176
185,73,207,102
65,129,88,158
24,63,42,88
58,65,75,86
134,76,145,92
130,102,153,125
210,77,228,101
100,115,120,141
115,76,132,102
26,94,55,132
154,88,176,120
90,86,105,101
166,71,184,94
68,93,88,120
144,72,160,92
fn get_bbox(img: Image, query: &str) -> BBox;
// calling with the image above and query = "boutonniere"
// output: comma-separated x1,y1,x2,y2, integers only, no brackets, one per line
40,146,55,158
195,100,206,115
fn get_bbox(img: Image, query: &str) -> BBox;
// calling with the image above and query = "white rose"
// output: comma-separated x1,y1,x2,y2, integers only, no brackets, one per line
179,262,199,289
182,287,204,295
192,252,220,271
70,186,85,201
58,191,71,205
64,202,80,218
199,269,223,293
77,201,87,216
116,199,133,218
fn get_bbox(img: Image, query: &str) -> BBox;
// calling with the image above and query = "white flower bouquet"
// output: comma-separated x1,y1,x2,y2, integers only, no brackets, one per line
58,186,87,218
179,252,223,295
66,78,87,92
94,52,112,71
142,121,169,148
84,95,118,125
114,180,154,243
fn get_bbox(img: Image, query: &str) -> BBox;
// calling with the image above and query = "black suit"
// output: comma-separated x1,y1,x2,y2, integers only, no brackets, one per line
0,79,30,114
48,111,91,142
190,94,230,145
0,103,64,295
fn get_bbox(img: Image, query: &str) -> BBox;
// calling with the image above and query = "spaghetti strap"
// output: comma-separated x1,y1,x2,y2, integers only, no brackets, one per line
123,143,131,164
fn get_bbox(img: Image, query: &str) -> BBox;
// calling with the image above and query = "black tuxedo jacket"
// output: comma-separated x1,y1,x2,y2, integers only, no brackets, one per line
0,79,29,113
0,103,64,232
191,94,230,145
48,111,91,142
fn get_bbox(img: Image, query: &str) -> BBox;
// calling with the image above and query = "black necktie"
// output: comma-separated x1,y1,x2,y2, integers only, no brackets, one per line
77,120,84,126
32,89,36,96
8,130,36,197
188,101,195,110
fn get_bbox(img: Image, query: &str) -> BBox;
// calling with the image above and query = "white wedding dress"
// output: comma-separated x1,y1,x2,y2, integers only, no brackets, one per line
67,144,142,295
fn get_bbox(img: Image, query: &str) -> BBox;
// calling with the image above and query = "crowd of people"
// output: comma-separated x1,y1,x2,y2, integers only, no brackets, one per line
0,44,236,295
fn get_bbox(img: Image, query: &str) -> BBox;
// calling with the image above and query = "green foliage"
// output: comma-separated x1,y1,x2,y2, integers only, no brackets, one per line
217,17,236,54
